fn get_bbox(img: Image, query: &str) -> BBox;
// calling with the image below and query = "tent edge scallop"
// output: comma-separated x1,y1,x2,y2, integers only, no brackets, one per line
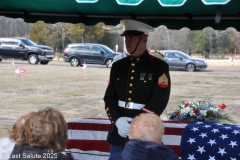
116,0,143,6
158,0,187,7
201,0,231,5
76,0,98,3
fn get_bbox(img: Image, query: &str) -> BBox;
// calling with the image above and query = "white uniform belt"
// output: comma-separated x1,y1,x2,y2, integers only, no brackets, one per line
118,100,145,110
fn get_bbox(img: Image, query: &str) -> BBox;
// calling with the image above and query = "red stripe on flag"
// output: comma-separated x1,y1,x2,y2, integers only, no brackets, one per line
164,127,185,136
66,140,110,152
163,120,189,124
68,123,110,131
164,121,189,136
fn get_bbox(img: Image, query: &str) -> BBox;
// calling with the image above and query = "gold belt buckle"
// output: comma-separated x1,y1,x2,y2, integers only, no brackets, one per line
125,102,134,109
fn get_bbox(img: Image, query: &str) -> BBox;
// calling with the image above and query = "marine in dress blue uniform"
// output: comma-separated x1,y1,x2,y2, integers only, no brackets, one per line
103,19,171,149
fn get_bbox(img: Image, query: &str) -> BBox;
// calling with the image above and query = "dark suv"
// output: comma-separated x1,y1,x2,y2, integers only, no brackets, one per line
0,38,54,65
63,43,118,68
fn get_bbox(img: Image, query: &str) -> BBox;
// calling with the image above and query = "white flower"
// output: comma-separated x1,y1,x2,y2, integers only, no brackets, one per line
200,110,207,116
181,107,193,113
189,111,196,117
210,107,219,112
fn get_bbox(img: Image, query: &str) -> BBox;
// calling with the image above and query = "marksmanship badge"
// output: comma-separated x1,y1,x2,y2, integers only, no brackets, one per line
158,73,168,88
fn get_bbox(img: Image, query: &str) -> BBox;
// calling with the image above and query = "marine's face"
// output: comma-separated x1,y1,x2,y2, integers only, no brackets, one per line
125,35,143,54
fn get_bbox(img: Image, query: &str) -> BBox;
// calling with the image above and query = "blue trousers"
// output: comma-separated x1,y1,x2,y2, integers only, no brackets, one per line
110,145,123,155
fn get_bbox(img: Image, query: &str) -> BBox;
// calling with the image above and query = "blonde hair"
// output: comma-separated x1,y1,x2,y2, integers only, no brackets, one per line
129,113,164,144
17,107,68,152
10,112,36,140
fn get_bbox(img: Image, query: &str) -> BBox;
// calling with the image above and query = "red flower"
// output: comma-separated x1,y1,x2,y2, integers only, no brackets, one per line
184,102,190,108
176,111,180,116
193,109,200,114
218,103,226,110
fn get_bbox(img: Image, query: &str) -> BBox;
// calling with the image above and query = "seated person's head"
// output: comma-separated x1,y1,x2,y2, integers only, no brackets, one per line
129,113,164,144
17,107,68,152
10,112,36,141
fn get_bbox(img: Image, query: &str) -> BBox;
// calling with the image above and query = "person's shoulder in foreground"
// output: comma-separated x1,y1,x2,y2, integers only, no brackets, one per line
10,107,73,160
108,113,179,160
0,111,35,159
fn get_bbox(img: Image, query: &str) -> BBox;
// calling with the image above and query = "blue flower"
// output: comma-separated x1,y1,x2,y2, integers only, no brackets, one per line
180,112,189,119
196,114,203,121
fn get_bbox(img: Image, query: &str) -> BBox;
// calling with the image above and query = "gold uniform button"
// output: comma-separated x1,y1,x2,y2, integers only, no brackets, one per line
117,78,119,80
110,117,112,119
131,63,135,67
129,90,132,94
108,114,110,116
137,58,140,61
128,98,131,101
131,76,134,80
129,83,133,87
132,70,135,73
144,80,146,83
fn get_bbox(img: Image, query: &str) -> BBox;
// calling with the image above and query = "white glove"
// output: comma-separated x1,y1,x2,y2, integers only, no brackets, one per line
115,117,133,138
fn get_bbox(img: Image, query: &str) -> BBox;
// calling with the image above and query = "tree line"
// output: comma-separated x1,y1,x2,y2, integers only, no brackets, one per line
1,16,239,58
148,26,240,58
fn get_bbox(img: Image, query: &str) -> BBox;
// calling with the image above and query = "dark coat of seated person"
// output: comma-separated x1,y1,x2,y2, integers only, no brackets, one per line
9,107,73,160
108,113,179,160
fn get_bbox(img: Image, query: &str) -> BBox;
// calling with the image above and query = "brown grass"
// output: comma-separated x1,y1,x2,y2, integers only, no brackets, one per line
0,59,240,137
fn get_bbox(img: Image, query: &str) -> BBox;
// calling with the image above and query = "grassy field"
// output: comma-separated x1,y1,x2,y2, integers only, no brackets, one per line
0,59,240,137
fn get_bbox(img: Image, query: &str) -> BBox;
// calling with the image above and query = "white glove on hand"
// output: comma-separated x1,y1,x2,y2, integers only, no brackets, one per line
115,117,133,138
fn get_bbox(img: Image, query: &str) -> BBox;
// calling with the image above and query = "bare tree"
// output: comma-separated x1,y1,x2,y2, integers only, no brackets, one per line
49,22,70,50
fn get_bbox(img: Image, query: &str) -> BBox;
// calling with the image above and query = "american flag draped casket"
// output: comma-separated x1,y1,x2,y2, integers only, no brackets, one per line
66,118,240,160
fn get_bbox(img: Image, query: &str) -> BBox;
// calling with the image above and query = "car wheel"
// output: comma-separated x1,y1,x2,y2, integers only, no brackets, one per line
40,60,49,65
28,54,38,64
186,63,195,72
105,59,113,68
70,57,80,67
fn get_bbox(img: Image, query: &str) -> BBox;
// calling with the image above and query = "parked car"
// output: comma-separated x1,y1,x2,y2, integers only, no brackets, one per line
161,50,208,72
63,43,119,68
110,52,128,66
0,37,54,65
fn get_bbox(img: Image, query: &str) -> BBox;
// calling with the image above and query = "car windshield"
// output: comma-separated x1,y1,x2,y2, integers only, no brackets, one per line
20,39,37,46
99,45,114,53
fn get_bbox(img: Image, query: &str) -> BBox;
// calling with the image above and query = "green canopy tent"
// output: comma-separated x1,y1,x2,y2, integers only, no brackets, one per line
0,0,239,30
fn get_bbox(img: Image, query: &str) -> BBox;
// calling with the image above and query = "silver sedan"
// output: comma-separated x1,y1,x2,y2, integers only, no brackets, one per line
161,50,207,72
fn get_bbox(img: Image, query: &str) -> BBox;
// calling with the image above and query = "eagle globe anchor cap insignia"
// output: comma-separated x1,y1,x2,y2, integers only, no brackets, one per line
124,20,128,26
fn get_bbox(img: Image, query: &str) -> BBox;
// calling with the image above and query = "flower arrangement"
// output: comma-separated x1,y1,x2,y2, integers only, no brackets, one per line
168,99,233,122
